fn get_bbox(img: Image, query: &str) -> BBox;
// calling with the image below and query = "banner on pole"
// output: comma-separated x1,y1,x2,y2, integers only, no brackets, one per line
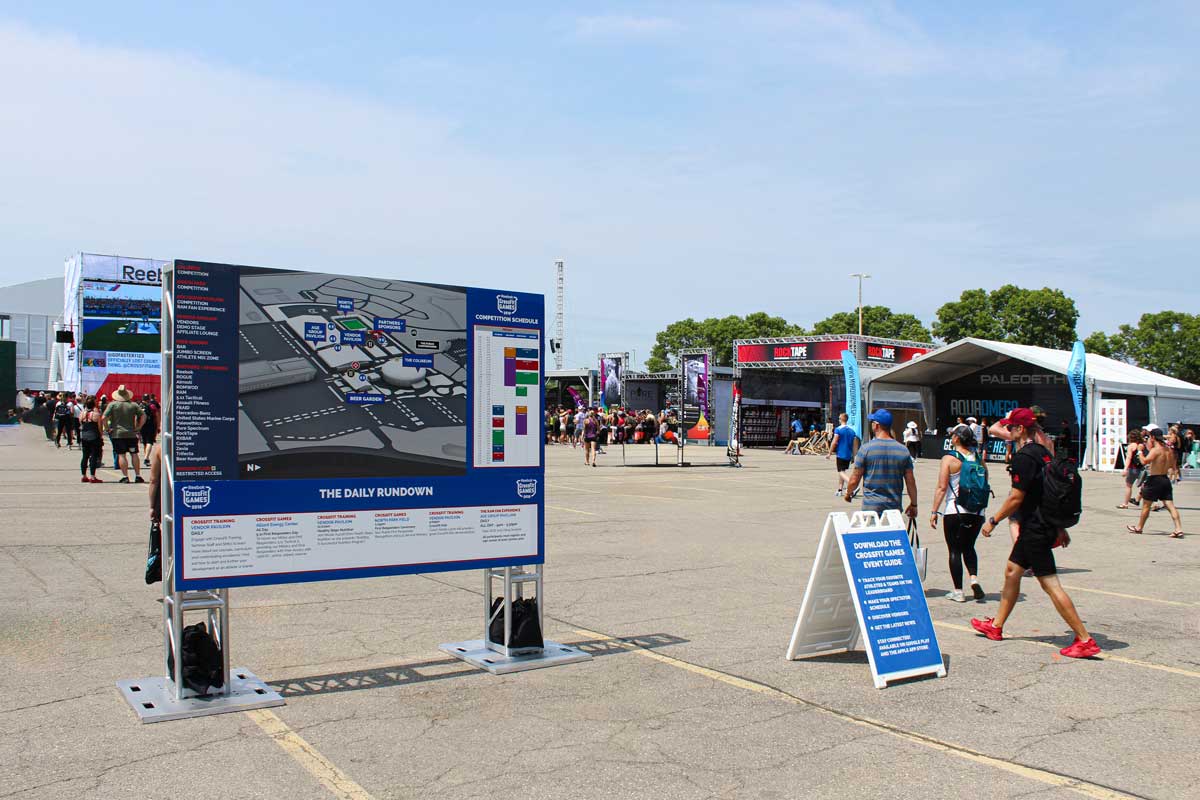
841,349,862,439
681,350,712,440
166,260,545,590
598,353,625,409
1067,341,1086,427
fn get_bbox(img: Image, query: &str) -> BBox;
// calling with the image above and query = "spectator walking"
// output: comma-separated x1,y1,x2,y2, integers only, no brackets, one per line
902,420,921,461
140,394,159,467
78,397,105,483
1117,429,1146,509
972,408,1100,659
102,385,146,484
54,393,76,448
844,409,917,518
582,409,599,467
1128,428,1184,537
826,413,859,496
930,425,987,602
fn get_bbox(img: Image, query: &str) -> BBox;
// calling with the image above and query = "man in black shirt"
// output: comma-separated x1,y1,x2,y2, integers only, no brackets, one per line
971,408,1100,659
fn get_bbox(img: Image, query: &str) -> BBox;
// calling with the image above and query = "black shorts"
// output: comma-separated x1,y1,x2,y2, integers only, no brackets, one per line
141,428,157,445
835,457,851,472
112,437,139,455
1009,525,1057,577
1142,474,1173,503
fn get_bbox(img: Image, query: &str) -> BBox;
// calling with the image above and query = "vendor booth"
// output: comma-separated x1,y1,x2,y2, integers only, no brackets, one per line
545,368,595,411
623,364,735,445
733,335,933,448
866,337,1200,471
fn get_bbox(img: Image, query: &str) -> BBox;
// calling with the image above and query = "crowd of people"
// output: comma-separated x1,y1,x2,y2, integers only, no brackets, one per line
545,406,683,466
14,386,159,484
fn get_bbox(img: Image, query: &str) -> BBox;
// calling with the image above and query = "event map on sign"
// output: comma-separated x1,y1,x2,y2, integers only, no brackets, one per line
237,270,468,479
473,326,541,468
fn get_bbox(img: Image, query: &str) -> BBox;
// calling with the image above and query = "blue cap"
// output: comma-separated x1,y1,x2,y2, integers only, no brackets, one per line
867,409,893,427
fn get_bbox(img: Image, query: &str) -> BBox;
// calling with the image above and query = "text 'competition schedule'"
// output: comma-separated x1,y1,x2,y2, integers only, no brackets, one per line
473,326,541,468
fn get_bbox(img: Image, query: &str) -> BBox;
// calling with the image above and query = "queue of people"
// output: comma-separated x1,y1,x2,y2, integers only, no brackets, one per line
14,386,160,485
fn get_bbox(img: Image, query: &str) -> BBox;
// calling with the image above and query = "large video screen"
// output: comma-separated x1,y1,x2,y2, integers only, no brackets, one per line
80,280,162,354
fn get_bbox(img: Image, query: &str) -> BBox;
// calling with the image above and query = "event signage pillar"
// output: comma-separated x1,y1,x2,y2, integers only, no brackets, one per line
787,511,945,688
841,349,862,439
1067,341,1086,459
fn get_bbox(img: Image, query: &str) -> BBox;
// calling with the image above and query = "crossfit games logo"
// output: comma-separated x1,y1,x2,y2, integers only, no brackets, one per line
497,294,518,315
182,485,211,510
515,479,538,499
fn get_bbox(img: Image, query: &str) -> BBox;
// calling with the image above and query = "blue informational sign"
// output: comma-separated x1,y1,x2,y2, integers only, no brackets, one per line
303,322,327,342
337,297,354,313
374,317,406,333
167,260,545,590
836,524,944,686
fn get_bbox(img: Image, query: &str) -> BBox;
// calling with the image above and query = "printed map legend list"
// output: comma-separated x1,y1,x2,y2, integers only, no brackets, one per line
474,326,541,468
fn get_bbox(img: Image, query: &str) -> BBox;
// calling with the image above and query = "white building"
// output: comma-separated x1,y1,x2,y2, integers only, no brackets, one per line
0,277,63,389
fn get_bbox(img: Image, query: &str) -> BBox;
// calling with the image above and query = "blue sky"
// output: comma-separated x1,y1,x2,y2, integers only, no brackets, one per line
1,2,1197,367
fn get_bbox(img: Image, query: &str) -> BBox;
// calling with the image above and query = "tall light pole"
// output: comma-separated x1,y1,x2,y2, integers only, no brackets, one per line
849,273,871,336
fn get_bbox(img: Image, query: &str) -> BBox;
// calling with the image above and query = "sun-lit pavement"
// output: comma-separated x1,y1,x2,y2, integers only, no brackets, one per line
2,424,1197,799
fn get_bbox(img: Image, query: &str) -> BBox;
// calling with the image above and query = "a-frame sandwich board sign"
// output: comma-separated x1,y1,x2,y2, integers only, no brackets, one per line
787,510,946,689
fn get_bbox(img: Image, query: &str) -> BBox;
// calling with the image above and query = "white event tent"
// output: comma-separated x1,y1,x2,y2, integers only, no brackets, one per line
867,338,1200,470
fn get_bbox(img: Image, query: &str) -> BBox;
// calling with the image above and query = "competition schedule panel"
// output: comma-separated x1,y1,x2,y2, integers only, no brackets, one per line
167,260,545,589
472,325,541,468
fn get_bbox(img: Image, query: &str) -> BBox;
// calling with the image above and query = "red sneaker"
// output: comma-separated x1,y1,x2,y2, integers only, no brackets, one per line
1060,638,1101,658
89,477,104,483
971,617,1003,641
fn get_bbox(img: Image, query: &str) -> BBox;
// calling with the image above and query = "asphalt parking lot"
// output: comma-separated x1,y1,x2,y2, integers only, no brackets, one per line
2,425,1197,800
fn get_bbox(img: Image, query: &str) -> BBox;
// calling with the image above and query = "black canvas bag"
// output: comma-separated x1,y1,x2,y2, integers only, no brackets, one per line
145,522,162,584
488,597,544,649
168,621,225,695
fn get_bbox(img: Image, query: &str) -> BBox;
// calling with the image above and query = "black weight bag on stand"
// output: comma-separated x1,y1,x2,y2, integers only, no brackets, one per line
487,596,544,649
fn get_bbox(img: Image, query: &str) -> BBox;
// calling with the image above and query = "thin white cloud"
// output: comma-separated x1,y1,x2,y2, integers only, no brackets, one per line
1139,199,1200,239
574,15,682,39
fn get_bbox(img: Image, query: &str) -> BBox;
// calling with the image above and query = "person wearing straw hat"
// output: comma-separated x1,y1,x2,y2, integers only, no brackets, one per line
101,385,146,484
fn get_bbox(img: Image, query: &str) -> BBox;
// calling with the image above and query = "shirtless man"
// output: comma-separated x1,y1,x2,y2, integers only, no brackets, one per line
1128,428,1184,538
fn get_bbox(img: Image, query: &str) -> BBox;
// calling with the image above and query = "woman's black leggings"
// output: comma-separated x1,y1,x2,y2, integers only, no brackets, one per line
80,439,102,476
943,513,984,590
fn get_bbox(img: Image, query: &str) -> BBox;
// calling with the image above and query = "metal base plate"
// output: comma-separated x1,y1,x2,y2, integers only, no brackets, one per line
439,639,592,675
117,667,284,723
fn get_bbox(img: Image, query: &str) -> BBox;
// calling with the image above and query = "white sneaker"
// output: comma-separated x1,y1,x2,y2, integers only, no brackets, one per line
835,489,844,497
944,590,966,603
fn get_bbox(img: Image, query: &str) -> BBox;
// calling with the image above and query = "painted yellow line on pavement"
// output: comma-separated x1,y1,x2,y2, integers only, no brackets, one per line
248,708,375,800
573,627,1138,800
934,621,1200,680
547,504,597,516
545,482,603,494
1063,584,1197,607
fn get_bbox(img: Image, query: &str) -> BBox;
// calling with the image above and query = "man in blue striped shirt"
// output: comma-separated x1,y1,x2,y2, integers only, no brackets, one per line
845,409,918,518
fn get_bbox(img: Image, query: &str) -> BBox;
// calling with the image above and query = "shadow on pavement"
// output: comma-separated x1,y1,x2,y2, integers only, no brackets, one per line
270,632,689,698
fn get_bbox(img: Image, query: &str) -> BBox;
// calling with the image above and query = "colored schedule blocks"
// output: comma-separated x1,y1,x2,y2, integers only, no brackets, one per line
516,387,527,397
515,406,527,436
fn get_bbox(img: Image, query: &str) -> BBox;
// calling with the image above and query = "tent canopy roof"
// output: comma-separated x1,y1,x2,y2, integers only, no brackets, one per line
871,338,1200,399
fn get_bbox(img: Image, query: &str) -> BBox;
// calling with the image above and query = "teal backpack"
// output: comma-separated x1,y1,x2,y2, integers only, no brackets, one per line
952,452,991,513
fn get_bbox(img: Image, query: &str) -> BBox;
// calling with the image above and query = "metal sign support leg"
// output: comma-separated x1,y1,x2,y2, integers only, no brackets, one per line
440,564,592,674
117,275,284,723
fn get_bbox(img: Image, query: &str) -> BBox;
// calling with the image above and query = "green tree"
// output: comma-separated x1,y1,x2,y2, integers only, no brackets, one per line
645,312,803,371
811,305,931,341
933,285,1078,349
1093,312,1200,384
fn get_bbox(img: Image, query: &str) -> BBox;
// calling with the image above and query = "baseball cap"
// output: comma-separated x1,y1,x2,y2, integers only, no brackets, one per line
999,408,1037,429
966,416,977,423
1142,424,1161,432
867,409,893,427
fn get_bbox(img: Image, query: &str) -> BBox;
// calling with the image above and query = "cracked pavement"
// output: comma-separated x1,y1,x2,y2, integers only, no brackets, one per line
1,426,1197,799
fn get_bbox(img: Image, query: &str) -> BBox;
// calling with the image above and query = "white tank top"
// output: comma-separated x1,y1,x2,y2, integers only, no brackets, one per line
944,452,981,516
